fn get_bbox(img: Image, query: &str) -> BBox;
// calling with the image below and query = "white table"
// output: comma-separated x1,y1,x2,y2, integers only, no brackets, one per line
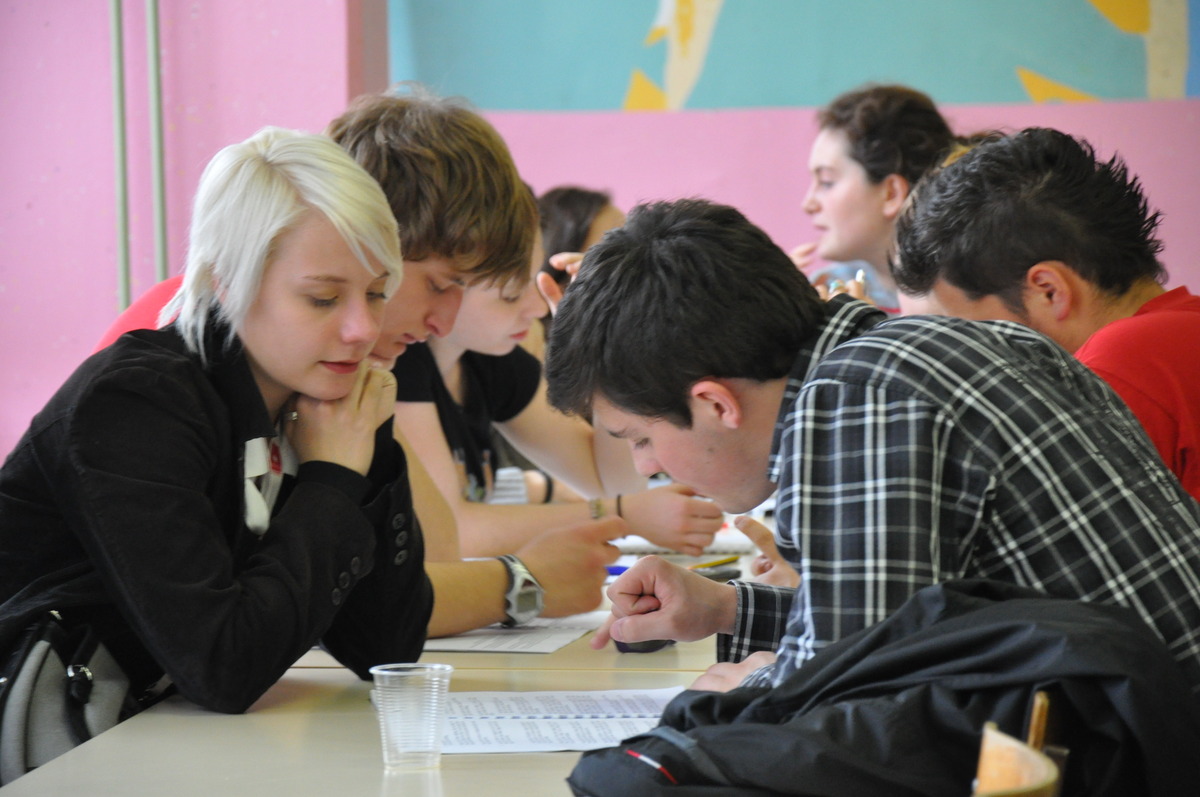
2,666,702,796
294,630,718,673
6,555,761,794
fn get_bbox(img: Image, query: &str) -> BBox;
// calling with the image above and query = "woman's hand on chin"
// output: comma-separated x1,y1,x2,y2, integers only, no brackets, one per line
287,363,397,475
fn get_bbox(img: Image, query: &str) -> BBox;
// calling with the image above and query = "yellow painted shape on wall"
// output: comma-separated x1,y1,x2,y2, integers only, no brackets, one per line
1017,67,1099,103
638,0,722,110
676,0,696,55
624,68,667,111
1088,0,1150,33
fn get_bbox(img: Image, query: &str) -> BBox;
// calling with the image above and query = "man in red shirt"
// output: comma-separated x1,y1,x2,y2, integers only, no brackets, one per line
893,127,1200,502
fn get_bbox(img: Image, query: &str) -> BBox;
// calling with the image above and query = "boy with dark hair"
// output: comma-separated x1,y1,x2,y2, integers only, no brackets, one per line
551,199,825,427
546,197,1200,694
893,127,1200,501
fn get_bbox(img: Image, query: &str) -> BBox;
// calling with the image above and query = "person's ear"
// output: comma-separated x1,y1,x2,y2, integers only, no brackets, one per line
881,174,912,220
1023,262,1075,323
689,380,743,430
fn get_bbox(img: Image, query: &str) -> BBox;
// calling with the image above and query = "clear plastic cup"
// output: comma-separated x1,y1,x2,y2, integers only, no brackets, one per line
369,663,454,770
380,769,444,797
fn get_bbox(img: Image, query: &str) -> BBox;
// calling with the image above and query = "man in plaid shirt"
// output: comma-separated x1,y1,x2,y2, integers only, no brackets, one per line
544,198,1200,694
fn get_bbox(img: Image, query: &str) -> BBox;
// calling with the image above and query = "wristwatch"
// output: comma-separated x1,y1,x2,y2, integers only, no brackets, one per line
498,554,544,627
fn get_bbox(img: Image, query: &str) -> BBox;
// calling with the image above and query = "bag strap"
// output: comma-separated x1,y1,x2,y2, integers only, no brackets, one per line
0,612,79,784
0,612,70,715
62,622,101,744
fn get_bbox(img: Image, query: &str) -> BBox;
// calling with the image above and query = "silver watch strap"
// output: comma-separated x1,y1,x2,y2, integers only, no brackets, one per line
498,554,543,626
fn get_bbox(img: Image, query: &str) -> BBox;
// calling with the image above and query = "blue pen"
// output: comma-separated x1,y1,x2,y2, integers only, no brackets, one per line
606,565,628,576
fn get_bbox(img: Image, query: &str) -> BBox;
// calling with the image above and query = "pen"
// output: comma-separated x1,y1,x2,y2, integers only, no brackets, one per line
606,565,628,576
687,555,739,570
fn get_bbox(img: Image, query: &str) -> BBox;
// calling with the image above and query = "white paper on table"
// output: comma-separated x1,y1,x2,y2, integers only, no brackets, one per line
422,611,608,654
441,686,686,753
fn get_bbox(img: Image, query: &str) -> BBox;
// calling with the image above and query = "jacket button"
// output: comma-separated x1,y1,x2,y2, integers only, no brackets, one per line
395,530,409,548
349,556,362,575
393,550,408,566
338,572,351,589
391,513,407,530
331,588,343,606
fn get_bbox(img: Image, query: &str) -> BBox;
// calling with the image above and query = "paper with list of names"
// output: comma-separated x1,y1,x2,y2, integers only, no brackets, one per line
442,686,685,753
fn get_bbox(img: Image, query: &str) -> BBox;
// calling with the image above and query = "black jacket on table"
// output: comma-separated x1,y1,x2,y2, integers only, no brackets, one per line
0,322,432,713
569,580,1200,797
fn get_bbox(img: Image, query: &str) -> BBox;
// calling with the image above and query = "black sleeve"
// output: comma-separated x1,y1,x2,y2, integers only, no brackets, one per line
392,342,439,403
320,424,433,677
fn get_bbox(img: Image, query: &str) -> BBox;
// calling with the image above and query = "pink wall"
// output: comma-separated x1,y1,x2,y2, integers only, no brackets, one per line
0,1,387,458
493,100,1200,292
2,2,1197,459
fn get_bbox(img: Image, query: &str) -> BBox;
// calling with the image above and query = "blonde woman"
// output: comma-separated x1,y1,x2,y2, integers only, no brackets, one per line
0,128,430,723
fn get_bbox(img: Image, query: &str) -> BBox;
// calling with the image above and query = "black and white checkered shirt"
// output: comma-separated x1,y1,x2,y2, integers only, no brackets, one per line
721,297,1200,693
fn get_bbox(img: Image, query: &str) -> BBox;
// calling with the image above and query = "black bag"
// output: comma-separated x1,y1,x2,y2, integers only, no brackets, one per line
0,611,140,784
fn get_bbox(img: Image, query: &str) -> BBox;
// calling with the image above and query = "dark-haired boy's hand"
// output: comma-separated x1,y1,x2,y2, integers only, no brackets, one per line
590,555,737,650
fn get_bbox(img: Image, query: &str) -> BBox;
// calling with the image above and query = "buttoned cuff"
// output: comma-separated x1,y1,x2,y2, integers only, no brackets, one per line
716,580,791,663
716,580,751,662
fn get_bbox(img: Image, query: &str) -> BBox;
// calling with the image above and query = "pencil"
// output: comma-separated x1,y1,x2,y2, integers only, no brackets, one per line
687,555,739,570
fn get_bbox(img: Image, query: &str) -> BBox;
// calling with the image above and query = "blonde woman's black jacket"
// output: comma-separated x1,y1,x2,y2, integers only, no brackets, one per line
0,322,432,713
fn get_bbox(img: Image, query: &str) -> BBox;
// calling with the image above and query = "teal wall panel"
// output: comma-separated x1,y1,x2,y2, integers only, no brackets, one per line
389,0,655,109
692,0,1144,106
390,0,1188,110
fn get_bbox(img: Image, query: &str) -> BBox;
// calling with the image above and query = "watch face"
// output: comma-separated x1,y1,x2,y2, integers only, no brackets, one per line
502,558,544,625
516,591,540,614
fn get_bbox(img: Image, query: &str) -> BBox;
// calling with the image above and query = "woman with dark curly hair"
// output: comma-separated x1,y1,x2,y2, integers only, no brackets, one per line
792,84,955,313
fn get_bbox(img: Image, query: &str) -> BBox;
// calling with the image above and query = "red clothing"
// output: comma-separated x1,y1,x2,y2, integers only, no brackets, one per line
1076,286,1200,501
93,275,183,352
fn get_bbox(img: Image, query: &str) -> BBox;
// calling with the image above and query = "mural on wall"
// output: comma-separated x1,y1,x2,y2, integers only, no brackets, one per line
624,0,725,110
389,0,1196,109
1014,0,1188,102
